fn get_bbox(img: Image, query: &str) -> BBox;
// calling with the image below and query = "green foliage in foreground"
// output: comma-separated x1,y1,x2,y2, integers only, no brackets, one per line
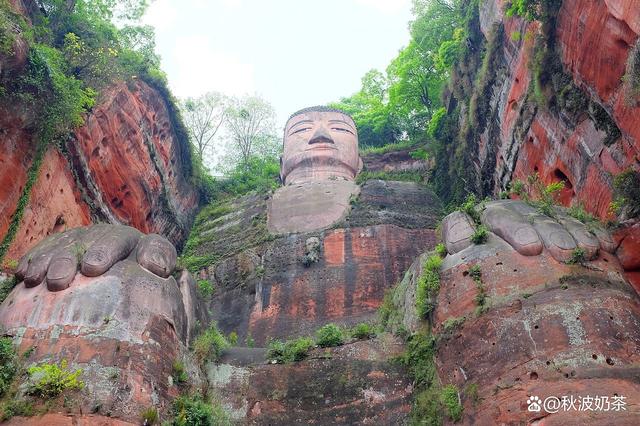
140,406,158,425
196,280,214,299
267,337,315,364
0,338,17,398
568,203,597,224
416,254,443,318
0,276,17,306
441,384,463,422
459,194,482,224
350,323,376,340
170,394,232,426
509,173,565,217
612,169,640,218
434,243,447,258
315,324,344,348
26,360,83,399
567,247,586,265
401,332,465,425
193,324,228,364
470,225,488,245
172,361,188,385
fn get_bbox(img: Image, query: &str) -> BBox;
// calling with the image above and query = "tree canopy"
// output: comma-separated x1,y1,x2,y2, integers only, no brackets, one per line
330,0,464,149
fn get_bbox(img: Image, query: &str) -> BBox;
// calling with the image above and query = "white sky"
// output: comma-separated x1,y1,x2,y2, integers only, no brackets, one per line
143,0,412,131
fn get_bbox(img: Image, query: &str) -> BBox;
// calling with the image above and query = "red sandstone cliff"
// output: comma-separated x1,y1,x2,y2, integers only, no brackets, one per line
476,0,639,218
461,0,640,292
0,79,199,265
0,1,198,264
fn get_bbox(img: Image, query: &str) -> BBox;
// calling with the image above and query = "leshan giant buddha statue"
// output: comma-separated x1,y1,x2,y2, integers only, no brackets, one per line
268,106,363,234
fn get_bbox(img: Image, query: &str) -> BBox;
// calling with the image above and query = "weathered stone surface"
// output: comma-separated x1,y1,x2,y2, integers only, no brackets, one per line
361,145,430,173
615,221,640,270
203,221,437,346
1,144,92,265
4,414,136,426
557,215,601,260
467,0,640,219
70,80,199,245
209,335,412,425
0,79,199,265
191,175,440,346
391,203,640,424
442,211,475,254
267,180,360,234
341,179,442,229
281,107,362,185
247,224,436,344
13,225,180,292
0,226,205,421
481,202,543,256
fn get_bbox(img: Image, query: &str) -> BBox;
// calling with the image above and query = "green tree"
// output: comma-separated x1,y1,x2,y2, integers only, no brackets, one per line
181,92,229,167
222,95,278,170
330,70,400,148
330,0,463,148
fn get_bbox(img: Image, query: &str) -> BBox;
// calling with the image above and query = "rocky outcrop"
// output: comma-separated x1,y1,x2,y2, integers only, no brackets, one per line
361,145,430,173
0,79,198,264
0,225,206,421
465,0,639,219
189,179,441,345
69,80,198,244
210,335,412,425
390,201,640,424
0,0,198,265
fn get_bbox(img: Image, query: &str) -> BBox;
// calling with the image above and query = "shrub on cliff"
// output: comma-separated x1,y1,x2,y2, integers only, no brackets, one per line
612,169,640,218
170,394,231,426
350,323,376,340
416,254,443,318
267,337,314,364
26,360,83,399
0,338,17,397
315,324,344,348
193,324,228,364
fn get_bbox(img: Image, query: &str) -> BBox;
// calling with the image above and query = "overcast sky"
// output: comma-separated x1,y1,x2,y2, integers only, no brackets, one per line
143,0,413,131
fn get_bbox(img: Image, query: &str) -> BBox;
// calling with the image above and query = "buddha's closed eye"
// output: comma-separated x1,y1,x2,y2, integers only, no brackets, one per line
291,127,311,135
332,127,354,134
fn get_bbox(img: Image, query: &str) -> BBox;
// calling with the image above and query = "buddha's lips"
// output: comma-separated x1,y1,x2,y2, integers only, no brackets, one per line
305,144,337,151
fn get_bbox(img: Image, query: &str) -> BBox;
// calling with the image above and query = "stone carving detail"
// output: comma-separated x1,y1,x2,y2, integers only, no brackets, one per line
268,106,363,234
0,225,202,420
281,106,363,185
443,200,616,262
14,224,177,291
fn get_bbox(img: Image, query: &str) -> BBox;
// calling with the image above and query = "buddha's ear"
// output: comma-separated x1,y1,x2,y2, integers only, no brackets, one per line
357,157,364,174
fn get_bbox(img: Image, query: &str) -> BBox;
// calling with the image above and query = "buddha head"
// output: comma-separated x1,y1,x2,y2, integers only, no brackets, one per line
281,106,362,185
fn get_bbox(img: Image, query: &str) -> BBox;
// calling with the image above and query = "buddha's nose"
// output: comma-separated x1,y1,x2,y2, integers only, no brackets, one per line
309,125,334,144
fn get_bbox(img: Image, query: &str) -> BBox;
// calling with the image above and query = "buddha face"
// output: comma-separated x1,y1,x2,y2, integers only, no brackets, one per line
281,109,362,185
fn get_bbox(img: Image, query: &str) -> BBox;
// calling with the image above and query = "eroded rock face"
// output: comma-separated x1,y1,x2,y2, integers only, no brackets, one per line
209,335,412,425
0,225,205,421
392,200,640,424
0,79,198,264
70,80,198,244
467,0,639,219
194,180,441,345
